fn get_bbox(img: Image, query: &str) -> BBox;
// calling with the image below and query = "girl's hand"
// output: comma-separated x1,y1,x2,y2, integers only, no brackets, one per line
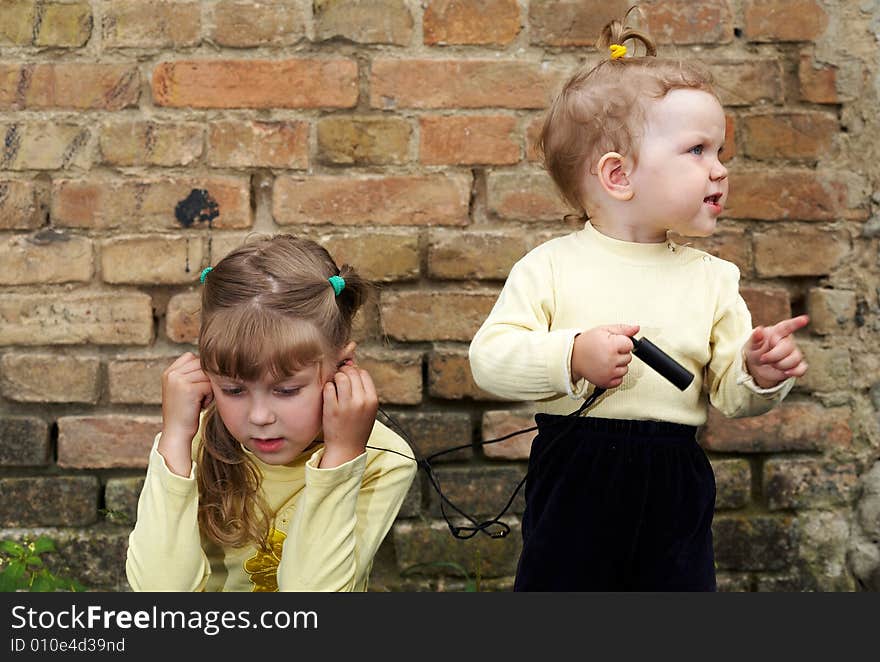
320,361,378,469
571,324,640,388
744,315,810,389
159,352,213,476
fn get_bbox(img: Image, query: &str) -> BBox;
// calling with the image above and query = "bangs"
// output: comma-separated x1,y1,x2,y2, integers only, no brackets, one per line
199,305,326,381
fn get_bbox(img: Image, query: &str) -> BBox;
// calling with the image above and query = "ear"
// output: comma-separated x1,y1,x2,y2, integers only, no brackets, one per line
335,341,357,367
596,151,634,201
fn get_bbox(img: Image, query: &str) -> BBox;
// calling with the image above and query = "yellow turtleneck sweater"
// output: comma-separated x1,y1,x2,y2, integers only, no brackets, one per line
126,419,415,592
468,221,793,426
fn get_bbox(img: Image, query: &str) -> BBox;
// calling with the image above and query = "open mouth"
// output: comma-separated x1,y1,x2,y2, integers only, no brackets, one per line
251,437,284,452
703,193,723,211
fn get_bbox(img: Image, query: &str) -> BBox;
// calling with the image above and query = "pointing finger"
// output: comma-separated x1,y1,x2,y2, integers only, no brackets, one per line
769,315,810,338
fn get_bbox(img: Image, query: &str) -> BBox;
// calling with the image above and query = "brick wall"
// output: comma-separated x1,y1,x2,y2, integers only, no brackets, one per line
0,0,877,592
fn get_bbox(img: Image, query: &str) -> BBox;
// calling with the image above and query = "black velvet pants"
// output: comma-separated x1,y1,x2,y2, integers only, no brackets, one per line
514,415,717,592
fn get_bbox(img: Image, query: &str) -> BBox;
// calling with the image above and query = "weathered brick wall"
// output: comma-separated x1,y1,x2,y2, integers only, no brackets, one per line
1,0,878,592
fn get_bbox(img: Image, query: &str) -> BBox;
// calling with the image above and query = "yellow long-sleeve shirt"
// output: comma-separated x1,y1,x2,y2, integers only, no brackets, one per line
126,419,416,592
468,221,793,425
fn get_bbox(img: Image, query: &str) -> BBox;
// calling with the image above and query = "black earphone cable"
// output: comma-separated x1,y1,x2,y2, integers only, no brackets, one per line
366,386,607,540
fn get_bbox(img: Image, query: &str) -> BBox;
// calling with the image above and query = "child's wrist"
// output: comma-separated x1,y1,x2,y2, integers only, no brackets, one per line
318,445,363,469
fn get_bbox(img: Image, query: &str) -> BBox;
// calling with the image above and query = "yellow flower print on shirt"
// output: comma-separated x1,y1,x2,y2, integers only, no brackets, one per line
243,528,286,592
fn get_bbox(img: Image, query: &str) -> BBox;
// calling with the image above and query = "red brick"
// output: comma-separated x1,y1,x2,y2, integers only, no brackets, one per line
153,60,358,109
529,0,629,46
701,403,851,452
0,63,139,110
428,347,503,400
423,0,521,46
52,177,252,230
740,286,792,328
208,121,308,168
798,54,838,104
754,227,849,277
743,112,837,161
722,114,736,163
643,0,734,44
481,409,538,460
370,59,565,109
57,415,161,468
709,60,783,106
725,170,862,222
420,115,520,165
381,291,497,342
488,171,571,221
211,0,305,47
526,115,543,162
273,175,471,226
744,0,828,43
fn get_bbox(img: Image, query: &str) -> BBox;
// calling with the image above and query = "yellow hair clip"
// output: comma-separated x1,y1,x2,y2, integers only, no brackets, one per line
609,44,627,60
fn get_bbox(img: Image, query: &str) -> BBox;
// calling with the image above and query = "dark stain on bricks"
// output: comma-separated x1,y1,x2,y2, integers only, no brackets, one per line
175,189,219,227
105,68,139,110
61,128,91,168
2,125,21,167
16,66,33,108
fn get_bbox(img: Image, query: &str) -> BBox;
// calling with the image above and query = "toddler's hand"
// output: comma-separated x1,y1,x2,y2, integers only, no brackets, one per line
320,361,378,468
744,315,810,389
571,324,640,389
159,352,213,475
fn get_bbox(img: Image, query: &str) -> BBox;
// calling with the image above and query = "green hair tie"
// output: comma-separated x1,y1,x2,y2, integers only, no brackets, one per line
328,275,345,296
199,267,213,283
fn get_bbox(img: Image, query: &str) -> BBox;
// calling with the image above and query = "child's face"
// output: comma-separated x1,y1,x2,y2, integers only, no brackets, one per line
208,354,340,466
628,88,728,238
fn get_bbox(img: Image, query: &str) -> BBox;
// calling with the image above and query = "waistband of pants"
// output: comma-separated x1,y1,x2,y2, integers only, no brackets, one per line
534,413,698,444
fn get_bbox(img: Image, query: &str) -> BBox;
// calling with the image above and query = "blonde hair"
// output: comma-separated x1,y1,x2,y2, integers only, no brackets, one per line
539,6,718,217
196,235,371,551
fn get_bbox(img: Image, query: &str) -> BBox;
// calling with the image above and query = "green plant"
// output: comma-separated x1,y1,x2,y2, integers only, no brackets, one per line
0,536,87,592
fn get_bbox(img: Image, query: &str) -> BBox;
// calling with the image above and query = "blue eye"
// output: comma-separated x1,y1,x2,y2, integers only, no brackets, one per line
689,145,704,155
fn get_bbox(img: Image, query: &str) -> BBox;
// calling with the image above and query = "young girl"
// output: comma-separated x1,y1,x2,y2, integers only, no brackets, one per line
468,10,809,591
126,235,416,592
